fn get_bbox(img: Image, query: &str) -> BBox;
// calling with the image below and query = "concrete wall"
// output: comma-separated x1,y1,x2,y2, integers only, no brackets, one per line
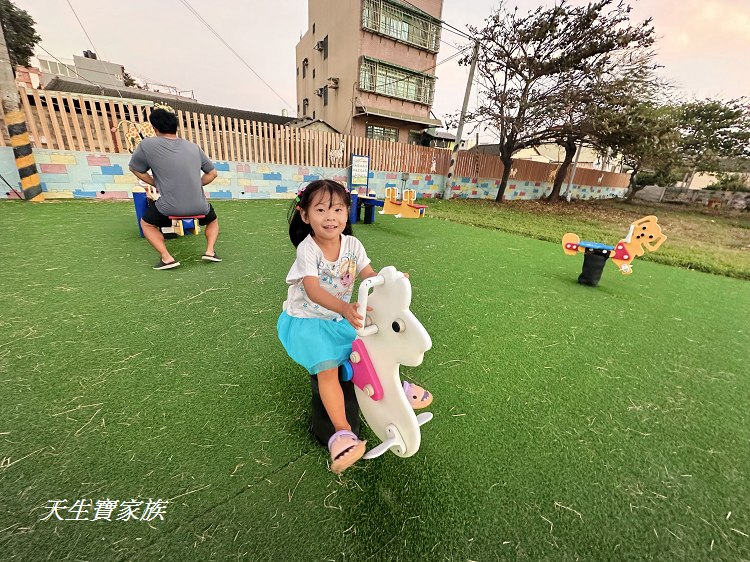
634,184,749,211
296,0,361,131
72,55,125,88
0,147,628,202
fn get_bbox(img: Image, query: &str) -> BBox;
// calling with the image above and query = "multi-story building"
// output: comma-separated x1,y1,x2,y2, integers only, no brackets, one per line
35,51,126,89
295,0,443,143
14,66,42,89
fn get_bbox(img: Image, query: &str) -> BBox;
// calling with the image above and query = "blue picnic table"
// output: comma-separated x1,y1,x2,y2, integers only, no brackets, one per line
350,192,385,224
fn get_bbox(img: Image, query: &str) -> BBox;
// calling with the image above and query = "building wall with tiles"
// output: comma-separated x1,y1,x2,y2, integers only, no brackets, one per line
365,171,627,201
0,148,627,201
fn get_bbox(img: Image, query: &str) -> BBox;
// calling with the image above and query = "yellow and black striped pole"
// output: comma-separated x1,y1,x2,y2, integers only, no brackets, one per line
5,109,43,201
0,18,43,202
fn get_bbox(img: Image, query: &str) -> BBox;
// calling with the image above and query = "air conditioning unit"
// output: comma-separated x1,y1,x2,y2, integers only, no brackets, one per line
327,77,339,89
313,40,325,51
314,88,324,96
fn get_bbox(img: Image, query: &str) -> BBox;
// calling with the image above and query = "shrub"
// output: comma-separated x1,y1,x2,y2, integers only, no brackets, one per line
706,172,750,192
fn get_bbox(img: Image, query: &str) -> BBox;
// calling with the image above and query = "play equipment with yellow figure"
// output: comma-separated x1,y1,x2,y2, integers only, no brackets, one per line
562,215,667,286
381,187,402,215
339,267,433,459
112,103,175,154
116,120,156,154
380,187,427,219
133,186,203,238
127,104,204,239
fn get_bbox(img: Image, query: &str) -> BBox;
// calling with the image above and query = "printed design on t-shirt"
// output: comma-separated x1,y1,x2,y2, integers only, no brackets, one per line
318,259,337,289
338,257,357,288
291,243,362,318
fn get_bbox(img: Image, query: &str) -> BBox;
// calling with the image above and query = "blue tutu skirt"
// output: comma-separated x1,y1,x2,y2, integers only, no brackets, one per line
277,311,357,375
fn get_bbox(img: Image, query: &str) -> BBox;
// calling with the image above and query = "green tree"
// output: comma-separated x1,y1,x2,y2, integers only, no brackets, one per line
0,0,41,68
591,100,680,200
676,98,750,185
706,172,750,192
459,0,655,202
122,69,137,88
545,70,665,202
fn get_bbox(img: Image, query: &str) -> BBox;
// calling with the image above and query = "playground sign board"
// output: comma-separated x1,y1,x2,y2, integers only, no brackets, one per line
351,154,370,192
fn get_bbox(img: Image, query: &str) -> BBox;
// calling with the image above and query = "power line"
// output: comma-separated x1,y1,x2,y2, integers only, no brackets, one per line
394,0,474,40
440,37,465,50
441,20,474,40
64,0,127,99
371,44,472,94
439,23,473,41
37,45,103,91
0,171,24,199
67,1,191,101
64,0,99,59
35,45,152,120
176,0,294,110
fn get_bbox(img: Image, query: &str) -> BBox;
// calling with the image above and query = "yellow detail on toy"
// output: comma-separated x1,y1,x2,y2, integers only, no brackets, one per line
562,215,667,286
380,187,427,218
112,103,176,153
381,186,402,215
397,189,427,219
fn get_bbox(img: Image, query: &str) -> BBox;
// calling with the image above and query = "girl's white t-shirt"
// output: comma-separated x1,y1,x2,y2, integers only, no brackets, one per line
283,234,371,321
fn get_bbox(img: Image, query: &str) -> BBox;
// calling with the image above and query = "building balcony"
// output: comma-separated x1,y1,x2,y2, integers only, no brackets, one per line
361,0,441,53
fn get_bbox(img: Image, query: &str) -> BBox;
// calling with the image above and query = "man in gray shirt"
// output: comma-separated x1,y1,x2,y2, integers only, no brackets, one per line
129,108,220,270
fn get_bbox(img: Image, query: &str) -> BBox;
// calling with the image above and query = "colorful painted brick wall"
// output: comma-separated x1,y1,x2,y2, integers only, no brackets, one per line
442,177,627,201
0,148,627,201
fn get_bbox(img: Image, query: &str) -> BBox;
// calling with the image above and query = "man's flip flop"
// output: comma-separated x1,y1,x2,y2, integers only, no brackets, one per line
153,259,180,270
202,253,222,262
403,381,433,409
328,430,366,474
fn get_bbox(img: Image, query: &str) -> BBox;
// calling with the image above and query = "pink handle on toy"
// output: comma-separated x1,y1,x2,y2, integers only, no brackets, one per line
349,339,383,401
356,275,385,337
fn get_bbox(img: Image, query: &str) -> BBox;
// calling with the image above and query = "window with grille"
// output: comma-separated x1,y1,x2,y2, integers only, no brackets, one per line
366,125,399,142
359,58,434,105
362,0,440,52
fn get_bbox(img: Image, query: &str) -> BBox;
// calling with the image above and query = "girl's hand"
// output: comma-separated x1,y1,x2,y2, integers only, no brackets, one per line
342,303,372,329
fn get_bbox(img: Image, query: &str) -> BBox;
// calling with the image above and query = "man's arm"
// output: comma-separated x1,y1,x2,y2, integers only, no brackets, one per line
130,167,155,187
201,169,218,186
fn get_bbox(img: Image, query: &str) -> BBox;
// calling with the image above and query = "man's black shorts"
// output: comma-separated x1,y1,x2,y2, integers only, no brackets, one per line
142,201,217,228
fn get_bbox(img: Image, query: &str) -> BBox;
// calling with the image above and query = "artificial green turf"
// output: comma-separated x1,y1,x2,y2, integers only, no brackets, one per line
426,198,750,280
1,200,749,561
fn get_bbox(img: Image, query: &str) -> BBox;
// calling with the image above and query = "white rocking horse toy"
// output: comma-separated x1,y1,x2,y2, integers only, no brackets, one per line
341,266,433,459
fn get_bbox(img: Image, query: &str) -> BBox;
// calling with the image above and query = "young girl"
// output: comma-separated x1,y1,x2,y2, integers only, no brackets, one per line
277,180,432,474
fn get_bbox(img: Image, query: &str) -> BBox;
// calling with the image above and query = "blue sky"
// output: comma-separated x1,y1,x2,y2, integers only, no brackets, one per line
21,0,750,137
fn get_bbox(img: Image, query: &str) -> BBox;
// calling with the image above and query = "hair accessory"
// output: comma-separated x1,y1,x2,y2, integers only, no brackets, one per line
297,185,307,197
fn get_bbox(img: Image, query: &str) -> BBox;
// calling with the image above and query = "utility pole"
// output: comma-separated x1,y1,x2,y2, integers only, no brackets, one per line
442,40,479,199
563,141,582,202
0,23,43,201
